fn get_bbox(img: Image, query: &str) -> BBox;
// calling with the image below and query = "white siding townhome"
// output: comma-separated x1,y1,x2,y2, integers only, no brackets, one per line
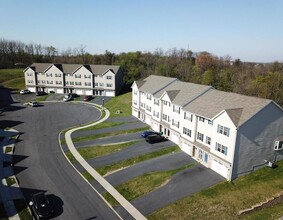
132,75,283,180
24,63,124,96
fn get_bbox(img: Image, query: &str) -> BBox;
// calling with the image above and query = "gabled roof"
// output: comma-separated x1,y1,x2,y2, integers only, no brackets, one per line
138,75,177,94
184,89,272,127
156,80,212,107
89,65,120,75
132,80,146,89
165,90,180,102
24,63,120,75
28,63,52,72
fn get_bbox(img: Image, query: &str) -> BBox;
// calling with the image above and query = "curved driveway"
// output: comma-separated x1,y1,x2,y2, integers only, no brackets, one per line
3,101,120,219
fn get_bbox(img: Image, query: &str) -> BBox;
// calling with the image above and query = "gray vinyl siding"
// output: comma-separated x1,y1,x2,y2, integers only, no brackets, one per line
232,102,283,179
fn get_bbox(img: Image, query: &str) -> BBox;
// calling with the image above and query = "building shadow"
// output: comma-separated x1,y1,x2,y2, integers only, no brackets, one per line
0,120,23,129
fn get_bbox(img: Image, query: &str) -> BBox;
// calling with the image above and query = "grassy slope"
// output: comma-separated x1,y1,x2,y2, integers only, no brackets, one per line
0,69,25,91
104,92,132,117
148,159,283,220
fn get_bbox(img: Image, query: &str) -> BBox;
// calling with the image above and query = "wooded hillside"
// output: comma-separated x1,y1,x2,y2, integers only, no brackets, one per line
1,38,282,106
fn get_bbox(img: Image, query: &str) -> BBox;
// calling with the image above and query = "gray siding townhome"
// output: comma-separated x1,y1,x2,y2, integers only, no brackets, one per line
24,63,124,96
132,75,283,180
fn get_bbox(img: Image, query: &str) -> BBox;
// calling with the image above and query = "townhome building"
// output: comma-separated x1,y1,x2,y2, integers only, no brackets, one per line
24,63,124,96
132,75,283,180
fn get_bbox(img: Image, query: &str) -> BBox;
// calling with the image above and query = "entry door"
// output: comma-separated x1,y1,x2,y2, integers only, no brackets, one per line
204,153,208,163
192,146,196,157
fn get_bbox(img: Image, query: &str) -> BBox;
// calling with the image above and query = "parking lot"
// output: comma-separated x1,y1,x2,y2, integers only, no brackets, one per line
8,91,224,217
71,115,224,216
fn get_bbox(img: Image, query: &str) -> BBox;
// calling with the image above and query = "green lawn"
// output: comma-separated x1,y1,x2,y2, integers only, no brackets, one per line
96,146,180,176
104,163,197,205
72,126,149,143
79,121,125,131
0,69,25,91
148,159,283,220
104,92,132,117
78,141,139,159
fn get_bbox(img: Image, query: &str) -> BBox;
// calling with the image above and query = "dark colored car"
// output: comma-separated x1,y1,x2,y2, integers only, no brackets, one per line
145,134,167,144
141,130,160,138
83,95,93,101
29,192,54,219
36,91,46,96
68,93,79,98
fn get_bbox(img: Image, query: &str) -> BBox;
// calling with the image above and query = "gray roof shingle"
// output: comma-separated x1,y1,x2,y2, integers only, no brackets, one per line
138,75,177,94
155,81,212,106
184,89,272,127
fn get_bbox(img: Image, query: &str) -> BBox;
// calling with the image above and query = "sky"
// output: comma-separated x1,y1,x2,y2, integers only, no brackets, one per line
1,0,283,62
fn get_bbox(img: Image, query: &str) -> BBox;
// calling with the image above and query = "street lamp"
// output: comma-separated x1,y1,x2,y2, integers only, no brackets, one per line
102,98,104,107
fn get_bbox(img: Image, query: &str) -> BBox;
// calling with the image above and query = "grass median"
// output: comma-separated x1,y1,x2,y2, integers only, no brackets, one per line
104,162,197,205
78,141,140,159
96,145,180,176
72,126,149,143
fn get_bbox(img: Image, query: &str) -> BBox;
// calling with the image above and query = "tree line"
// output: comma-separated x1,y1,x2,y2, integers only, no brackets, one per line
1,38,283,106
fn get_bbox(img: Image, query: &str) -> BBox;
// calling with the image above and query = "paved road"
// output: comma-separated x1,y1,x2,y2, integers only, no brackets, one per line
3,100,120,219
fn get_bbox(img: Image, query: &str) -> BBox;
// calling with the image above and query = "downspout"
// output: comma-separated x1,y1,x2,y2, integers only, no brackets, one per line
228,127,238,181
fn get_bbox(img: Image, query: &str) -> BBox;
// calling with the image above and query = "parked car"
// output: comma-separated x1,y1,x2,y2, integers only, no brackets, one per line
68,93,79,98
145,134,167,144
83,95,93,101
24,101,39,107
29,192,54,219
63,94,72,102
20,89,30,94
141,130,160,138
36,91,46,96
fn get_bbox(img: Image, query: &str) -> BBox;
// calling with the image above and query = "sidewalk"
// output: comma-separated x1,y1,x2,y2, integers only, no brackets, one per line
63,102,147,220
0,129,23,220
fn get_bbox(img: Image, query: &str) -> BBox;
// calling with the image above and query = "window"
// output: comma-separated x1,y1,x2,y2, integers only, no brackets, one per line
153,111,159,118
183,127,191,137
164,101,168,106
208,120,213,125
66,81,69,85
27,80,33,83
37,80,41,84
75,74,81,78
154,99,159,106
172,119,179,128
56,81,62,85
55,73,61,77
184,112,193,122
106,76,112,80
99,83,104,86
162,114,170,123
47,80,53,84
199,117,205,122
140,102,145,109
217,125,230,137
85,82,91,86
27,72,33,76
146,105,151,112
84,75,91,79
70,82,74,85
75,82,82,86
95,82,98,86
206,136,211,145
215,142,228,155
173,105,180,114
197,132,204,141
146,94,152,100
133,100,137,106
134,90,138,95
106,83,112,87
46,73,52,77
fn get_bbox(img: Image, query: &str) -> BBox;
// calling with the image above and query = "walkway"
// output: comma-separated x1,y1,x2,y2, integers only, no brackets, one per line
63,102,146,220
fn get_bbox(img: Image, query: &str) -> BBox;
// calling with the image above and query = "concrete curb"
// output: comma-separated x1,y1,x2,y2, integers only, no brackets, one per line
0,129,22,220
60,101,147,220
